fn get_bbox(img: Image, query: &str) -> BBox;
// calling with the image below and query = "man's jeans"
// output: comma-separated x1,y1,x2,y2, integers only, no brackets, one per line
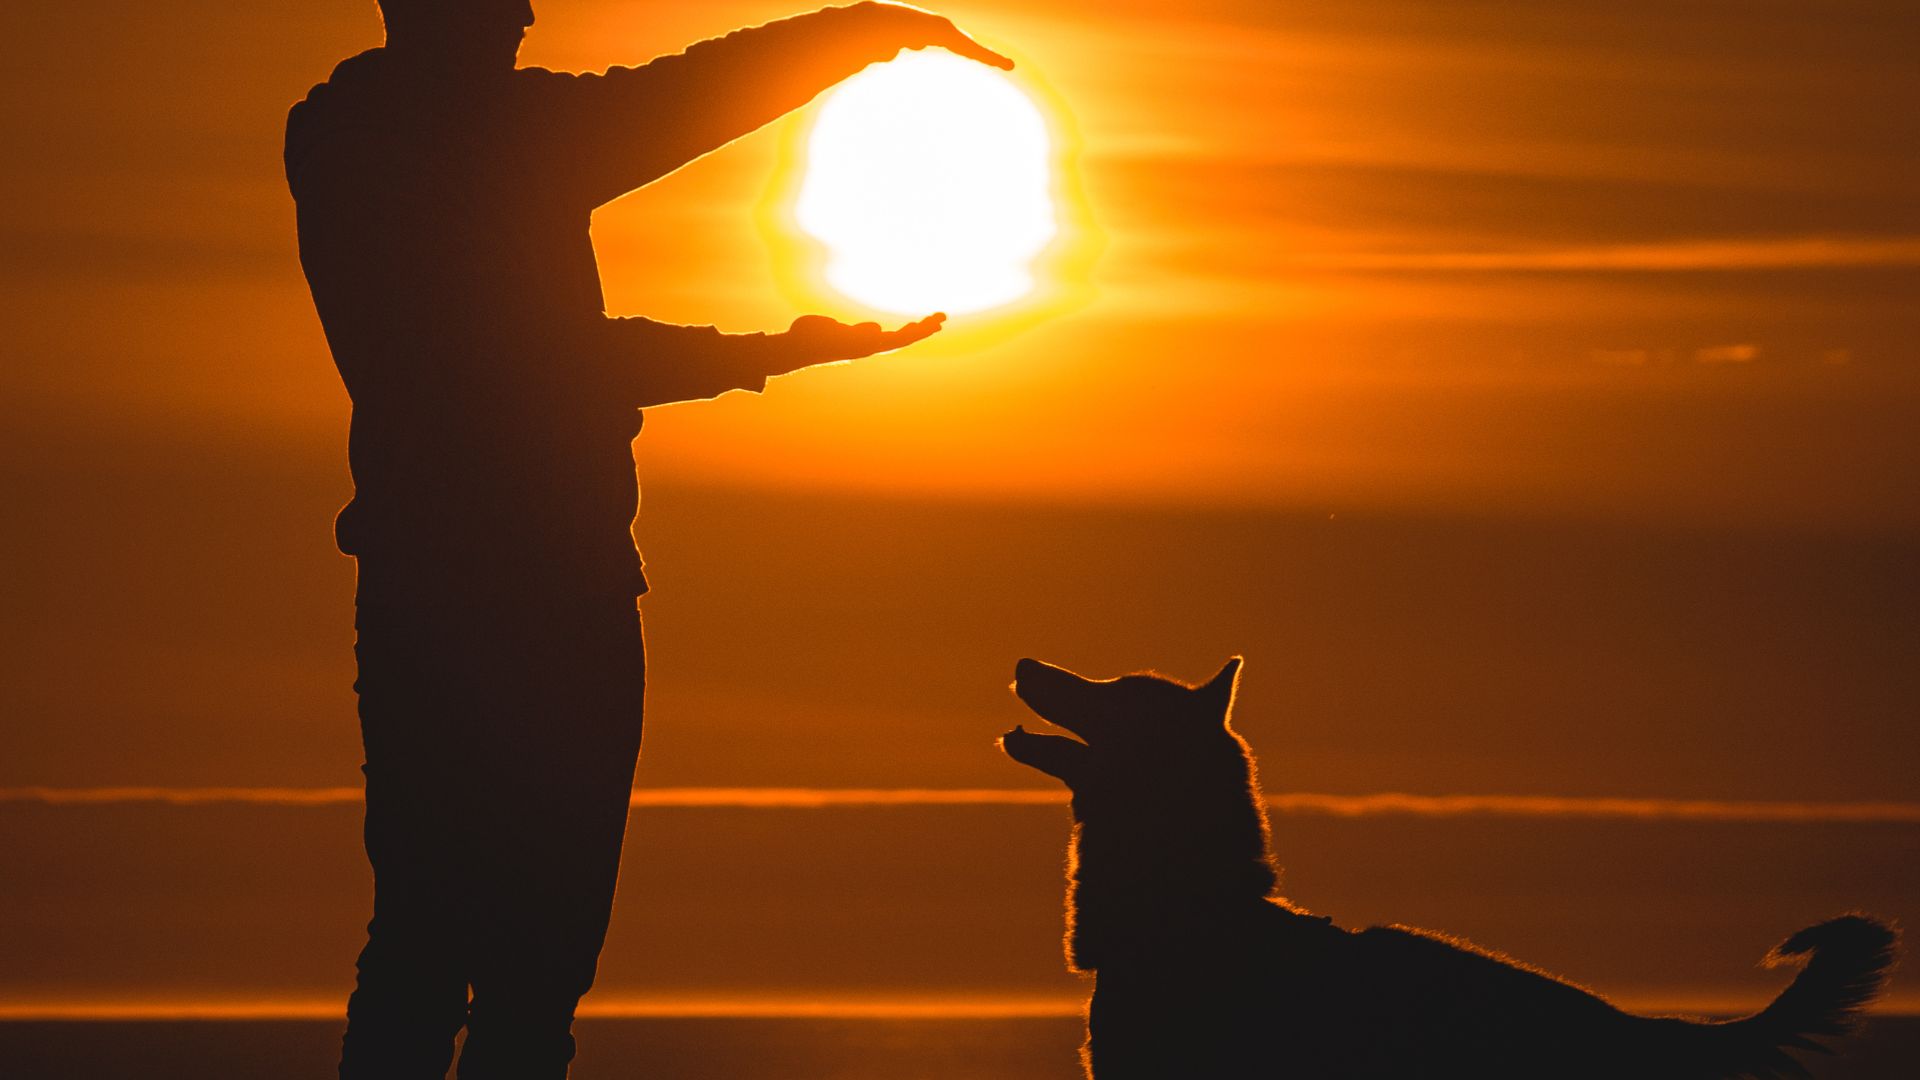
338,589,646,1080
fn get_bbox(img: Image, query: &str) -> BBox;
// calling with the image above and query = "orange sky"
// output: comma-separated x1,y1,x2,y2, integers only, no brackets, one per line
3,0,1917,1016
6,0,1918,521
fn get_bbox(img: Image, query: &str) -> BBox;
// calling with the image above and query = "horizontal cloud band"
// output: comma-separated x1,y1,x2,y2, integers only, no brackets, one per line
2,786,1916,824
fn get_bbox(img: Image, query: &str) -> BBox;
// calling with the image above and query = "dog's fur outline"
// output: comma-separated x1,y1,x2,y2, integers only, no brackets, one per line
1000,656,1898,1080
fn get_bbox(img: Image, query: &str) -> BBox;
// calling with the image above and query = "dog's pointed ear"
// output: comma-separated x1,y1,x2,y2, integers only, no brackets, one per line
999,725,1089,786
1196,656,1243,719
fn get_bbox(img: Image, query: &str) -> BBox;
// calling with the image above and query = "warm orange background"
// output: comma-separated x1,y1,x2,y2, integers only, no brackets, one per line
3,0,1917,1017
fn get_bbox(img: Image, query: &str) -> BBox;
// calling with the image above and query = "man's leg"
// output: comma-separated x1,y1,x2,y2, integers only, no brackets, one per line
340,603,476,1079
455,599,647,1080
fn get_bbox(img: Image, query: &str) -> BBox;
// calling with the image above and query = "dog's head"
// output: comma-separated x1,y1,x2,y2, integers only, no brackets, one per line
1000,657,1278,970
999,655,1246,804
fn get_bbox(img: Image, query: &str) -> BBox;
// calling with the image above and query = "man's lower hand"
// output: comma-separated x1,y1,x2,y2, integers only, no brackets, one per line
777,312,946,373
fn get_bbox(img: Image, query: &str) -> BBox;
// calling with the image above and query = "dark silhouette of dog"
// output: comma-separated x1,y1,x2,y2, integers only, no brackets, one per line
999,656,1897,1080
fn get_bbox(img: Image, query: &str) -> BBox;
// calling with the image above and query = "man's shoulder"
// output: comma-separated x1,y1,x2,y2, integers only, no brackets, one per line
284,49,402,195
511,63,570,83
285,50,386,149
506,63,597,104
289,48,388,115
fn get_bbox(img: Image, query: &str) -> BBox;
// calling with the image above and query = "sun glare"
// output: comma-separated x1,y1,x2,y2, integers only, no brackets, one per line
795,50,1057,316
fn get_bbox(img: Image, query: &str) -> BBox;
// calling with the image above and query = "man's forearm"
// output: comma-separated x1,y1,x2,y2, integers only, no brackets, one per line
603,310,945,408
602,317,784,408
547,3,1001,206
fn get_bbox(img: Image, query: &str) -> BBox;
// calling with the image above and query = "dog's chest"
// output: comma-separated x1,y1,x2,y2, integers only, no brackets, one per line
1080,911,1360,1076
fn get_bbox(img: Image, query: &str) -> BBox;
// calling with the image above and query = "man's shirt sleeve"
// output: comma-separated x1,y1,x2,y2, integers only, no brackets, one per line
524,3,912,208
601,316,782,407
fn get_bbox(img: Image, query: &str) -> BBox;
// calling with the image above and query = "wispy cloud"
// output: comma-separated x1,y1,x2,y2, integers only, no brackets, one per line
5,786,1917,824
5,990,1917,1022
0,994,1089,1022
0,786,366,806
0,786,1066,808
1279,236,1920,273
1264,792,1920,824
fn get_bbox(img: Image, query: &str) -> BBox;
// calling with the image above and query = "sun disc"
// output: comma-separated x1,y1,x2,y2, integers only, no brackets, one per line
795,50,1057,316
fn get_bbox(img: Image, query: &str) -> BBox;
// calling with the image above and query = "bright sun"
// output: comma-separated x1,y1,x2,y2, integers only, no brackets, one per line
795,50,1056,316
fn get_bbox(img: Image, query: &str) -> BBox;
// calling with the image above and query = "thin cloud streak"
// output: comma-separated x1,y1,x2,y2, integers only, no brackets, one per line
1277,236,1920,273
4,992,1916,1022
0,995,1088,1022
1264,793,1920,824
4,786,1918,823
0,786,366,806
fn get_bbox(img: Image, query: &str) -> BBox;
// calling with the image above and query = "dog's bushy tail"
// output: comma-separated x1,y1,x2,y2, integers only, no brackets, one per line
1679,914,1898,1079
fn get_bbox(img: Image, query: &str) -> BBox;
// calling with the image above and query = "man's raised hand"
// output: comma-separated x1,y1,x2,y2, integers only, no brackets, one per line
775,312,947,374
860,2,1014,70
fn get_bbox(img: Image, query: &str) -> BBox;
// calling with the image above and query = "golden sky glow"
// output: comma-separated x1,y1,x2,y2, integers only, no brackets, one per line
2,0,1917,1023
5,0,1916,523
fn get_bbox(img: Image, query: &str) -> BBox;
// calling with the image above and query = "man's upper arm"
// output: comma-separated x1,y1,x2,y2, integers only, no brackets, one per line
526,4,903,207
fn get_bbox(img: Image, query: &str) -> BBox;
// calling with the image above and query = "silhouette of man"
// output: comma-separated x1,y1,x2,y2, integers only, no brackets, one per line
283,2,1011,1076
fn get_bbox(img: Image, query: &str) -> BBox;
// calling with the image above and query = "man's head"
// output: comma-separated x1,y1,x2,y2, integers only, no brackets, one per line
378,0,535,71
